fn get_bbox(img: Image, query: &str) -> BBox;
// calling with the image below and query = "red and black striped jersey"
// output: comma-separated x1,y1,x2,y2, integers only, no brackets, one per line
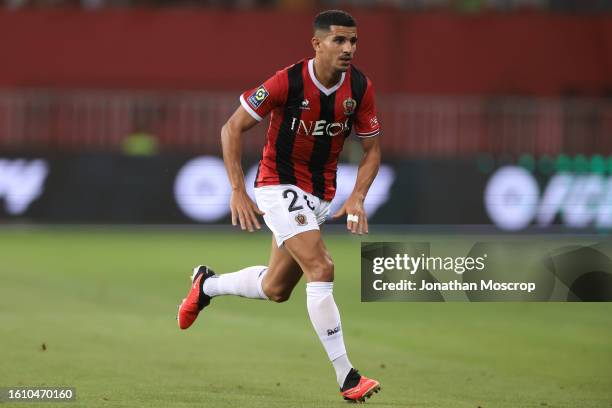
240,58,381,201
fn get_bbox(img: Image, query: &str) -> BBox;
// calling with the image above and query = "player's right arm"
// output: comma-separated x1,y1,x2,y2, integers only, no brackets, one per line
221,68,287,232
221,106,263,232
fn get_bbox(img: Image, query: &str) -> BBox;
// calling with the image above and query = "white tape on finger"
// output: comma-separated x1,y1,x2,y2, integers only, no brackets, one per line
347,214,359,223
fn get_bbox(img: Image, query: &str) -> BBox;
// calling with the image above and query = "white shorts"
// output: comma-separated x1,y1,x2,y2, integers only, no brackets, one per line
254,184,331,247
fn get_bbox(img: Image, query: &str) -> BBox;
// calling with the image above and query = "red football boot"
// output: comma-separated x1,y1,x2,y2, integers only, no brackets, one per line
340,369,381,403
177,265,215,330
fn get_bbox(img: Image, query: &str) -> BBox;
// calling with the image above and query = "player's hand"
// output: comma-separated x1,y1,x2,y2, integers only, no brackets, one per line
332,194,368,235
230,189,265,232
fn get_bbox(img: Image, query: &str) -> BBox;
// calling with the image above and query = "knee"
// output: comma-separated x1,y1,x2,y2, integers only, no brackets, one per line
268,290,291,303
262,283,293,303
308,256,334,282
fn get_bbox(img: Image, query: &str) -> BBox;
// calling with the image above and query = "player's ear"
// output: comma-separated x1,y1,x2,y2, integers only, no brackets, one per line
311,36,320,53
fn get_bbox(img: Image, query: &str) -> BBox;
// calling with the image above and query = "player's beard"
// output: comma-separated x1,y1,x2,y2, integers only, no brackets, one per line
336,63,350,73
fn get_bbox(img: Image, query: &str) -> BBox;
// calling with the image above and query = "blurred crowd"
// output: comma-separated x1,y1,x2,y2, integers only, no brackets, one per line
3,0,612,12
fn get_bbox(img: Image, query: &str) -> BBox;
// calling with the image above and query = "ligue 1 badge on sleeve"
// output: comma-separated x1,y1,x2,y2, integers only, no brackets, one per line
343,97,356,115
248,85,269,109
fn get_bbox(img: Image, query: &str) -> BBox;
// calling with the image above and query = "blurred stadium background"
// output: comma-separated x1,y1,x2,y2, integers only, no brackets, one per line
1,1,611,407
1,0,612,231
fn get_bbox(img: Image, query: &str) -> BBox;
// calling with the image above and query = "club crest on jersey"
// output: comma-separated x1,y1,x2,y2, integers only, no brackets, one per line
343,97,357,116
247,85,269,109
295,214,307,226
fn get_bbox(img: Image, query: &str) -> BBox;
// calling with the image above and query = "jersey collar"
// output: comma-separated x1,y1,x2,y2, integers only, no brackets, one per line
308,58,346,96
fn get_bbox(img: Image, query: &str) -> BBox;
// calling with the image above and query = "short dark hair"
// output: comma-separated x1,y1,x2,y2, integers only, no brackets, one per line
313,10,356,32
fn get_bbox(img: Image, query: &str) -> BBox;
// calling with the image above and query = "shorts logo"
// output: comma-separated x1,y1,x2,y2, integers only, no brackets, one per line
247,86,269,109
343,97,357,115
295,213,307,226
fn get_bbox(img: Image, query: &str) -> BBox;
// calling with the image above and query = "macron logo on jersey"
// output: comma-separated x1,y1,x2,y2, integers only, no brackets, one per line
247,85,269,109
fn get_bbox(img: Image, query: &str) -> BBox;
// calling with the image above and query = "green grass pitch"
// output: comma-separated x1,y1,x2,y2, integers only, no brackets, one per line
0,227,611,407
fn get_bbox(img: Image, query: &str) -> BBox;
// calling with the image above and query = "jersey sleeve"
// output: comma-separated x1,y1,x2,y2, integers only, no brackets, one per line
240,70,287,122
354,79,381,138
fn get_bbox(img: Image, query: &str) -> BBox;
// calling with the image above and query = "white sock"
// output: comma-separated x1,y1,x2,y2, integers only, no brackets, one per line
306,282,353,387
202,266,268,299
332,354,353,388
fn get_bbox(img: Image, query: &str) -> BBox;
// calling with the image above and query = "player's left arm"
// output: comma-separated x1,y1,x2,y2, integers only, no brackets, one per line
332,77,381,235
332,136,381,235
